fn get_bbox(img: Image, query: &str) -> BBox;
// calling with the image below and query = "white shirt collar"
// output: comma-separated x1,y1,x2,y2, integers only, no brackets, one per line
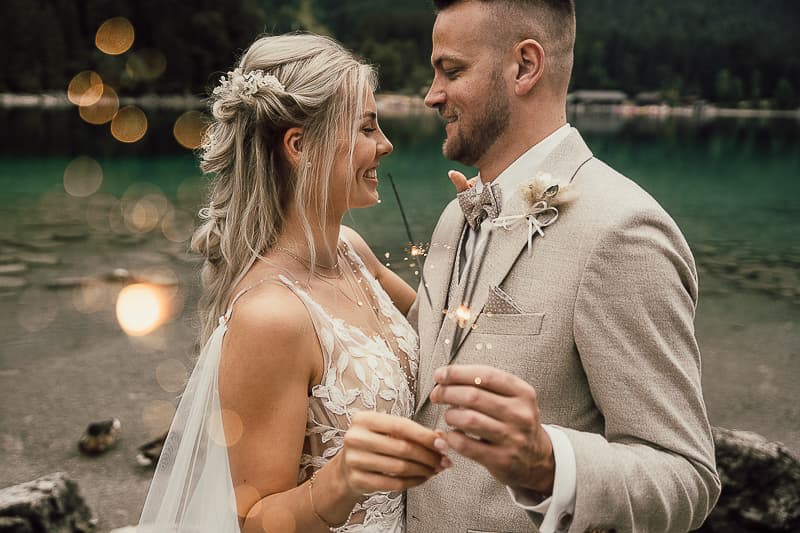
474,123,572,198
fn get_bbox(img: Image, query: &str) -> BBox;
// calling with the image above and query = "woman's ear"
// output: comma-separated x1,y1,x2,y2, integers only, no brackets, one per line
282,127,304,167
513,39,545,96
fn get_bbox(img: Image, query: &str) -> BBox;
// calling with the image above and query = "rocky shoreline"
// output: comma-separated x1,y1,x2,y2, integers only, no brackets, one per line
2,92,798,120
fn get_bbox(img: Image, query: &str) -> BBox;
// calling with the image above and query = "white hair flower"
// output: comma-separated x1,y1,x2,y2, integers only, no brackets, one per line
213,67,285,99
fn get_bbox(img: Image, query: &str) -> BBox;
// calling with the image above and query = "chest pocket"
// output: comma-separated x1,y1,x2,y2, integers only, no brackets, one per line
474,312,544,336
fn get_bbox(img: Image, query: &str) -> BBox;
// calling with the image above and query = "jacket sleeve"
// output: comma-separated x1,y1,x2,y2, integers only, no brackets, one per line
567,205,721,532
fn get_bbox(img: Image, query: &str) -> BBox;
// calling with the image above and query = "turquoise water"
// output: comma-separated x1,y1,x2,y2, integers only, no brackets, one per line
1,109,798,258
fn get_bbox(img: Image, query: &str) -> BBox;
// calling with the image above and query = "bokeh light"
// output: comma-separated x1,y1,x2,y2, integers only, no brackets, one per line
155,359,187,393
115,283,168,336
67,71,104,107
142,400,176,438
72,279,114,314
208,408,244,447
63,156,103,198
233,485,262,517
173,111,209,149
17,287,59,332
120,184,168,233
126,48,167,81
111,105,148,143
85,193,119,232
161,209,196,243
79,84,119,125
95,17,135,56
176,177,206,208
127,198,160,232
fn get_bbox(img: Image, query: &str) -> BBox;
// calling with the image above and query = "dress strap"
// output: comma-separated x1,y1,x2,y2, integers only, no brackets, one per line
220,279,271,324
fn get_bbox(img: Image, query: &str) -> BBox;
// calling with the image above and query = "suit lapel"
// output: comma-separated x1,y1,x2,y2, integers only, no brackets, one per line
416,131,594,414
415,201,465,414
450,130,594,357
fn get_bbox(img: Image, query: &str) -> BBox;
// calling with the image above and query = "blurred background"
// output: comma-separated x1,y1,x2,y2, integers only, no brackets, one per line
0,1,798,530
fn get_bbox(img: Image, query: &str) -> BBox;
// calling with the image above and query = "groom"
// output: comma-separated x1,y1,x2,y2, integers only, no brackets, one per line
406,1,720,532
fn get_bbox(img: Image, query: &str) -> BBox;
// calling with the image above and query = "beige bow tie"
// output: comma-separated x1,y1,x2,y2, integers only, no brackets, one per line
457,182,502,231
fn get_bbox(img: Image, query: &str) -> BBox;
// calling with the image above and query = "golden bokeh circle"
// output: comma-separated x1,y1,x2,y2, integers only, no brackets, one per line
115,283,167,336
173,111,209,149
111,105,148,143
162,209,196,243
67,71,104,107
208,408,244,447
63,156,103,198
79,84,119,125
156,359,187,393
95,17,135,55
233,484,261,517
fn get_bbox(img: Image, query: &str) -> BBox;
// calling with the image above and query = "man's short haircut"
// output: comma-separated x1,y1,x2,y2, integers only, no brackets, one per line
433,0,576,91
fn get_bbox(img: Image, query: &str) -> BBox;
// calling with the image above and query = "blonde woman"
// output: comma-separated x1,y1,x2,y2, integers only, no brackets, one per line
138,33,447,532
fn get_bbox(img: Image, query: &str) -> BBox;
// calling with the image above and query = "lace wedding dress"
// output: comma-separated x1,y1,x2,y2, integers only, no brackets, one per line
138,238,418,532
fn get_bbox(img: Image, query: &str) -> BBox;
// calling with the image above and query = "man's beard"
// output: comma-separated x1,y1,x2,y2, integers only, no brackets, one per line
442,75,510,166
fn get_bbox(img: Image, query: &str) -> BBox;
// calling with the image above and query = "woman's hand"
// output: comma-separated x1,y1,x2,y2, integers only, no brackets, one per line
448,169,474,193
335,411,450,495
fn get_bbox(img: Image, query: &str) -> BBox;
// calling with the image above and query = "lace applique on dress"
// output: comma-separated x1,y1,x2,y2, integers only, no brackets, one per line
278,239,419,532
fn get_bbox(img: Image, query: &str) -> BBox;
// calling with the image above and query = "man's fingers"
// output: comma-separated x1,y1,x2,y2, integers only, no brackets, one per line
433,364,533,398
443,407,508,444
448,170,471,193
443,429,497,468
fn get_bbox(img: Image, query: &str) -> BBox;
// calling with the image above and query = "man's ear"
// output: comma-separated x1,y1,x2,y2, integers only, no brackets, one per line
513,39,545,96
282,127,304,166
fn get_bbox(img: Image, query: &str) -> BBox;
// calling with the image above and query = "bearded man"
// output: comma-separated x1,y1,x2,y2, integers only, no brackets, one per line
406,1,721,531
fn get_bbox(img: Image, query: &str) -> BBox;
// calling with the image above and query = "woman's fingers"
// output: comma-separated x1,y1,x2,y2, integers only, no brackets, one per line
352,412,442,453
346,449,439,478
345,424,443,471
347,469,430,493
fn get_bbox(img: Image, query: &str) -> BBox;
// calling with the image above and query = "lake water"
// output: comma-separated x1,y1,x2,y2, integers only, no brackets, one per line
0,106,798,529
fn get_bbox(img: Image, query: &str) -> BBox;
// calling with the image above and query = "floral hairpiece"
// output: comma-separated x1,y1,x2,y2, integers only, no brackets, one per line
212,67,285,99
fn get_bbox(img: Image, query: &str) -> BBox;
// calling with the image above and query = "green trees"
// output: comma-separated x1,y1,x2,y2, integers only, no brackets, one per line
2,0,798,107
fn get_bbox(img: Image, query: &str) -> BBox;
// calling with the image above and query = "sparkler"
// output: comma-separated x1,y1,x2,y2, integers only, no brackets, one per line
385,172,432,309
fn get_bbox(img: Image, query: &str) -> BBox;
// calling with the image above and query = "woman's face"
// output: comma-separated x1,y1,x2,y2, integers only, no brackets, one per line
329,91,393,212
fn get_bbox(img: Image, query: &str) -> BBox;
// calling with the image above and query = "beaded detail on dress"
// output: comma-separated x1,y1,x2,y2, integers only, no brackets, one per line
279,238,418,532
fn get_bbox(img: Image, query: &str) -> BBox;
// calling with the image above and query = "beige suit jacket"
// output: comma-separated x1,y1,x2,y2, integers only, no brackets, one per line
406,130,720,532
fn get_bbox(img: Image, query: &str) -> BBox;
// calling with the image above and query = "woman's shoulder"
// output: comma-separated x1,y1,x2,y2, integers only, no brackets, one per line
226,278,312,343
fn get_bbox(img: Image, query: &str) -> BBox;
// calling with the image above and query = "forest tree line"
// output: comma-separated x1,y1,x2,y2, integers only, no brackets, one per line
2,0,799,108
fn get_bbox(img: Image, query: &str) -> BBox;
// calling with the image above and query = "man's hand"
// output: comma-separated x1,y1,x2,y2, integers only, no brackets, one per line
429,364,556,495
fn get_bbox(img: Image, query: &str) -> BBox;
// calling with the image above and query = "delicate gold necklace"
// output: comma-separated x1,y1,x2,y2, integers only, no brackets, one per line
275,245,342,279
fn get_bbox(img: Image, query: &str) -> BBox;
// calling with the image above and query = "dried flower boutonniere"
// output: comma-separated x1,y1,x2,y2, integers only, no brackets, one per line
492,171,578,254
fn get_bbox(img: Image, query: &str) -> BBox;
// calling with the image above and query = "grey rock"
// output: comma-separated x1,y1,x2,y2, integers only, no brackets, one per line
0,277,28,290
0,264,27,275
45,277,89,290
0,472,95,532
699,427,800,532
15,252,59,266
51,228,89,242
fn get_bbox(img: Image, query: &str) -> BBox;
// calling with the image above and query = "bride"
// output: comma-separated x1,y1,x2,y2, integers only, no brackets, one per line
138,33,449,532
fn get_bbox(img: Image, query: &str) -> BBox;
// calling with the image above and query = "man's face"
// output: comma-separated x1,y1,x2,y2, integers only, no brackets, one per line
424,2,511,167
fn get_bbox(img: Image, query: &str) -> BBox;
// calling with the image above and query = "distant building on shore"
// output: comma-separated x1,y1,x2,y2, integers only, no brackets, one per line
567,90,628,107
